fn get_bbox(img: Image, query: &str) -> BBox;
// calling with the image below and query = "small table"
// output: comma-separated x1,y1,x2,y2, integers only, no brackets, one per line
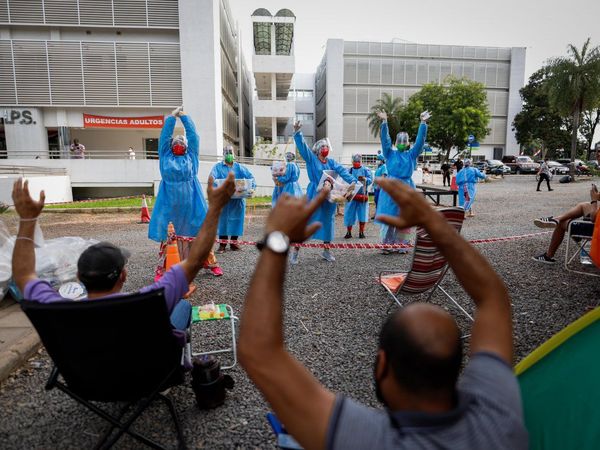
191,304,238,370
416,184,458,206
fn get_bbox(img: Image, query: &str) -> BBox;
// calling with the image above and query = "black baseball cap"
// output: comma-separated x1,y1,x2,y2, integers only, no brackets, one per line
77,242,131,290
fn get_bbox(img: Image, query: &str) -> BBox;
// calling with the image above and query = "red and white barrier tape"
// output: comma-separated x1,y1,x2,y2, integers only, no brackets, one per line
174,230,552,249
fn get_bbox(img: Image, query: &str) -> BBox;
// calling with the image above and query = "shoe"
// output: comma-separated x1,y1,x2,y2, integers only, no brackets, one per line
359,232,366,239
216,244,227,254
536,189,541,192
321,249,335,262
532,253,556,264
210,266,224,277
381,249,391,255
533,217,558,228
344,232,352,239
230,243,241,251
549,189,554,191
290,250,299,265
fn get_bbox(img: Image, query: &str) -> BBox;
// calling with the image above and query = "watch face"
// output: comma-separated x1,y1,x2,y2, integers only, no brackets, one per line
267,231,289,253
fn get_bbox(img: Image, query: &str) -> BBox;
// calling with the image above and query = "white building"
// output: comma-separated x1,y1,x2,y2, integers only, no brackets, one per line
0,0,252,161
315,39,526,162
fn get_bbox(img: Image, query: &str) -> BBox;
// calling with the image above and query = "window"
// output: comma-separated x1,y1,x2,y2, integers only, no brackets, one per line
296,113,314,121
290,89,313,98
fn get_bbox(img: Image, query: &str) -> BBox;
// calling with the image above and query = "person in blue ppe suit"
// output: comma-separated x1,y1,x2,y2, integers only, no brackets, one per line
271,151,303,207
149,106,223,278
293,120,357,263
456,158,486,217
211,145,256,253
344,154,373,239
372,153,388,219
376,110,430,254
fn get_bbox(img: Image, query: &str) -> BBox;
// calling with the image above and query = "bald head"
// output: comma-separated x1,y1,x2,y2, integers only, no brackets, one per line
379,303,463,396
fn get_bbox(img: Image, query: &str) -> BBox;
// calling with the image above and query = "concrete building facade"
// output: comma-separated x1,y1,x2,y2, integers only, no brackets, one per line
315,39,526,162
0,0,252,160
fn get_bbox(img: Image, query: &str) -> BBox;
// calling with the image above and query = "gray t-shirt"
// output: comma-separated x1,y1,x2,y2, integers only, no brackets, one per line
326,352,528,449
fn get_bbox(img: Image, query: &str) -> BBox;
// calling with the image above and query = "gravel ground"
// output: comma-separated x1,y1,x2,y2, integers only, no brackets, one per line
1,174,599,449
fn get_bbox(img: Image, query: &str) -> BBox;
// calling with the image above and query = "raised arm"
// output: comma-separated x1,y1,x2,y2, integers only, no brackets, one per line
239,189,335,450
277,163,295,184
380,121,393,159
179,113,199,166
376,177,513,365
293,121,315,165
11,179,46,293
159,114,177,158
178,173,235,283
333,161,357,184
409,122,428,159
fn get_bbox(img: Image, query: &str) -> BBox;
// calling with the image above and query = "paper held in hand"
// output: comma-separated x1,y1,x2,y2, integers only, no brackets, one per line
317,170,360,203
214,178,255,199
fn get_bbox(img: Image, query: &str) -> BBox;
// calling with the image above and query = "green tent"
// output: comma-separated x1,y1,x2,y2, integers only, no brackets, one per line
516,307,600,449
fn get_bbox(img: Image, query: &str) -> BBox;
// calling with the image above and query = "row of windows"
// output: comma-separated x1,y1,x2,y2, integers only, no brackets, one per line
0,39,181,106
342,115,507,146
342,87,508,117
295,113,314,121
0,0,179,28
222,97,239,142
288,89,313,98
343,41,512,62
343,57,510,89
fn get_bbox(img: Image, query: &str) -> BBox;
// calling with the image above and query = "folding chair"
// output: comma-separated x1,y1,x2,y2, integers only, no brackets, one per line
191,304,239,370
564,219,600,277
378,207,473,323
20,288,187,450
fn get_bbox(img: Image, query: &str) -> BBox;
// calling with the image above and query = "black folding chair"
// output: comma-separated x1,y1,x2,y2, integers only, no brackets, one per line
21,288,187,449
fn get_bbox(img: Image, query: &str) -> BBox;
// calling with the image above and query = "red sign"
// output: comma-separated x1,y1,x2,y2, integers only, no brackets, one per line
83,114,164,129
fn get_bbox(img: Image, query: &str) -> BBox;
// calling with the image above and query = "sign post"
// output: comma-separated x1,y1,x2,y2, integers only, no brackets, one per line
467,134,475,158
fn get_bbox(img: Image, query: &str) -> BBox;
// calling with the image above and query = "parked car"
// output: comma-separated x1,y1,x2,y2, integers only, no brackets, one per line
556,159,591,175
546,161,569,175
501,155,540,174
485,159,510,175
474,160,488,171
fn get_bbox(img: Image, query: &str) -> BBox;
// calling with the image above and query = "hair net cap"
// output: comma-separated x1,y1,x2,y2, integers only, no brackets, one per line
352,154,362,162
173,135,188,147
312,138,332,155
464,159,472,166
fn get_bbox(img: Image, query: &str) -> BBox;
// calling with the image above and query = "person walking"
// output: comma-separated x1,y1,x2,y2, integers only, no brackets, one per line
441,160,451,187
536,157,553,192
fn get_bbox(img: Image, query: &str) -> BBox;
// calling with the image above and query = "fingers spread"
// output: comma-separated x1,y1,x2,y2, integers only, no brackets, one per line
303,222,322,241
305,189,328,216
375,214,407,230
39,190,46,204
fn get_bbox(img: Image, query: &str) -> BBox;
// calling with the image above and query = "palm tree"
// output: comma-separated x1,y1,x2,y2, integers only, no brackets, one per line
546,38,600,166
366,92,405,141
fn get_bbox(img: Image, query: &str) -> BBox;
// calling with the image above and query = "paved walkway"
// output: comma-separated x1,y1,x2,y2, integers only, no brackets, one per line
0,298,40,383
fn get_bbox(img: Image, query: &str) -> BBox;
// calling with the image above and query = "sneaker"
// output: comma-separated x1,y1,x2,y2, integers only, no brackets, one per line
533,217,558,228
381,249,391,255
321,249,335,262
216,244,227,254
344,232,352,239
359,232,366,239
290,250,299,265
532,253,556,264
230,243,241,251
210,266,224,277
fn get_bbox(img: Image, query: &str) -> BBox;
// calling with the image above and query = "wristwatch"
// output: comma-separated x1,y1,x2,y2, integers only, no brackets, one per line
256,231,290,254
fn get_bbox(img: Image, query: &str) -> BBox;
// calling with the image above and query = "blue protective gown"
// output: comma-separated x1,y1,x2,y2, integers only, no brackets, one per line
271,162,303,207
373,163,388,207
344,166,373,226
456,166,486,212
294,132,357,241
148,115,206,242
209,161,256,236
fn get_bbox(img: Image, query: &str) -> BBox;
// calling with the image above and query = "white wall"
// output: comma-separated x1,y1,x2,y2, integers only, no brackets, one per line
70,129,162,153
506,47,527,156
0,175,72,204
4,108,49,157
253,100,296,118
253,55,295,74
325,40,345,159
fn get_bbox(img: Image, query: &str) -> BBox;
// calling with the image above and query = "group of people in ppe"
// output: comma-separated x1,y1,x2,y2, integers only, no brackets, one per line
149,107,255,279
150,106,437,273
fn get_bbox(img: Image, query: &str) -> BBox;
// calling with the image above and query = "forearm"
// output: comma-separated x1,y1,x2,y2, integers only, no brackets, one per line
239,250,286,359
380,122,392,157
12,221,37,292
181,207,221,282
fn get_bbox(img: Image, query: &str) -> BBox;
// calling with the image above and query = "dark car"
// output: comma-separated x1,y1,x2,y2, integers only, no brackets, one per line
485,159,511,175
474,160,488,171
501,155,540,174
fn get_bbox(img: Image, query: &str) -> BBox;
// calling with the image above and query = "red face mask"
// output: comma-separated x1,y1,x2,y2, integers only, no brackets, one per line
320,147,330,158
353,162,361,169
172,143,186,156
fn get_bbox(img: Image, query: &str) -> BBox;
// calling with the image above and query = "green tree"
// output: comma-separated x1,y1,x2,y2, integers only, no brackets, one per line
367,92,405,142
581,108,600,159
512,68,572,159
407,77,490,161
545,38,600,165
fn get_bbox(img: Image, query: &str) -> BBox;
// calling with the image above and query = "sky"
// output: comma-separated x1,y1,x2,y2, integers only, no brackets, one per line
230,0,600,80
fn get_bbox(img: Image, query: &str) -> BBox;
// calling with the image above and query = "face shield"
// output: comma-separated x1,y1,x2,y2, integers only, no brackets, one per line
395,132,409,151
352,154,362,169
313,138,332,159
171,135,188,156
285,151,296,162
464,159,472,167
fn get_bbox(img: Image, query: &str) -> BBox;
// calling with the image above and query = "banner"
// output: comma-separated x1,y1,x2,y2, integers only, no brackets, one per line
83,114,164,129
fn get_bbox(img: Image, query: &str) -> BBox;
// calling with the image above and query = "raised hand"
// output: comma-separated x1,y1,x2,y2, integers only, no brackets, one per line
207,172,235,208
375,177,437,229
265,188,329,243
293,120,302,132
12,178,45,219
377,111,388,121
420,110,432,122
171,106,184,117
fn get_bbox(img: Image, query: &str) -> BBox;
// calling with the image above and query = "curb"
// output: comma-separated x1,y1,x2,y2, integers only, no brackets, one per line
0,328,41,384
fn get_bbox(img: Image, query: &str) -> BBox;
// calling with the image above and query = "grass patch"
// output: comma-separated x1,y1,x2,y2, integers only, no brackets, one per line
44,195,272,209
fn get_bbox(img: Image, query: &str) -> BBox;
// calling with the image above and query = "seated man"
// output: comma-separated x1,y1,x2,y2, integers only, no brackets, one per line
11,175,235,340
532,184,599,264
238,179,527,449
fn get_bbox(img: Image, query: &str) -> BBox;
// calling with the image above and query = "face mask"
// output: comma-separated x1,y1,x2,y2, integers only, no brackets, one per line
353,162,361,169
225,154,234,164
396,144,408,151
320,147,330,158
172,143,186,156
